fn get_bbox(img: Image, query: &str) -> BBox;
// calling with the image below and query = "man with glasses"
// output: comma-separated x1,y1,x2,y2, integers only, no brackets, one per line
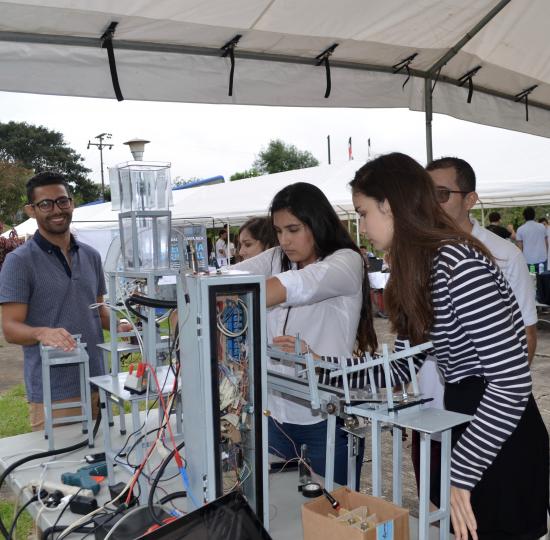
0,171,130,431
426,156,536,362
409,157,538,507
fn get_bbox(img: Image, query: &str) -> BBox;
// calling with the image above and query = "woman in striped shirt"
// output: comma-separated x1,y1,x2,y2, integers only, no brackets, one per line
278,153,550,539
351,153,548,540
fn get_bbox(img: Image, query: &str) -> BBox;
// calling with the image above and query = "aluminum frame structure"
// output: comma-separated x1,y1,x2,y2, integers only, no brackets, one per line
267,341,472,540
177,272,269,526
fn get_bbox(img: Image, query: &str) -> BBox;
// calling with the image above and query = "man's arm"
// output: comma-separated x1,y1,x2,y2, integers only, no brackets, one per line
525,324,537,365
1,302,76,350
517,240,524,252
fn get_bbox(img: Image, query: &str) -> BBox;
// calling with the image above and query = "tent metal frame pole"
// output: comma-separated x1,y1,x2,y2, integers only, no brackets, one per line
425,78,433,164
423,0,512,162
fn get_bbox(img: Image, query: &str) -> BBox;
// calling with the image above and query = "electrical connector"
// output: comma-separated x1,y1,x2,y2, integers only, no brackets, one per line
124,363,147,394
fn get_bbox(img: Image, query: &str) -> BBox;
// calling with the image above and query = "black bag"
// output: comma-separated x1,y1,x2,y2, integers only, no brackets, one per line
536,271,550,305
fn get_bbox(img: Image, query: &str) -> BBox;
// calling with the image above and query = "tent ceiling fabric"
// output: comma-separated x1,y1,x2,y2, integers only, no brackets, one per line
3,1,550,137
10,162,550,238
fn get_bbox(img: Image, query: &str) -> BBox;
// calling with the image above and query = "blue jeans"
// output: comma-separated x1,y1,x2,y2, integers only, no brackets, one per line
268,416,364,487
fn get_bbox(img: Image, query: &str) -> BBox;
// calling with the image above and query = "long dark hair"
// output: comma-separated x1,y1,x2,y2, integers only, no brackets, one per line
269,182,377,354
238,217,276,250
350,153,492,345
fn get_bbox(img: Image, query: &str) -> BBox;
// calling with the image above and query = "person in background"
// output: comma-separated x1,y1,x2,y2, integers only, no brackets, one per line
485,211,515,240
215,228,228,267
426,157,537,363
237,217,276,260
235,182,378,487
0,172,131,431
517,206,548,272
538,217,550,264
228,239,236,265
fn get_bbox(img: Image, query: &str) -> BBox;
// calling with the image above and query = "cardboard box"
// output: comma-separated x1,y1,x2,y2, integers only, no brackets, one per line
302,487,409,540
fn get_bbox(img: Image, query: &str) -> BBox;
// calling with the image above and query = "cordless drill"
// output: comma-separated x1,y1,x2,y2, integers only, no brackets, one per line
61,461,107,495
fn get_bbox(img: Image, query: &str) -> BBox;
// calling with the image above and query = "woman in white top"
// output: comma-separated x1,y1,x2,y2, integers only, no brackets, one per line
236,182,377,485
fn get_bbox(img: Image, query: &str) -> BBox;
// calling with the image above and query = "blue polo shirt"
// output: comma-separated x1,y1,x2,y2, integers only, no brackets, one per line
0,231,107,402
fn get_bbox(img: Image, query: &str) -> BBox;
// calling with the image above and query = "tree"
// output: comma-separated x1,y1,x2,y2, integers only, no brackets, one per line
230,168,261,181
0,121,100,204
0,161,33,225
252,139,319,175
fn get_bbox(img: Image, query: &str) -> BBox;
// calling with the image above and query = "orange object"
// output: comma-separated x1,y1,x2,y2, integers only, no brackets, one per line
90,475,105,483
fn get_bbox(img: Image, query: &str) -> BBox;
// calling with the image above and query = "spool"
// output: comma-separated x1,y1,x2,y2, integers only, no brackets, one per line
300,482,323,498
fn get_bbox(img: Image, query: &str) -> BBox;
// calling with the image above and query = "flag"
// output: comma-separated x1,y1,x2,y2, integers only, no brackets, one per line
348,137,353,160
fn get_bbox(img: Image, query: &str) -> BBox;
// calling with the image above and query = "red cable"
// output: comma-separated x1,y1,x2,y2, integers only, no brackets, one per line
124,364,181,504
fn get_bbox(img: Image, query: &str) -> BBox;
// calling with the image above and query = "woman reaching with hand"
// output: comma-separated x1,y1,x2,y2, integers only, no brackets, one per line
235,182,377,486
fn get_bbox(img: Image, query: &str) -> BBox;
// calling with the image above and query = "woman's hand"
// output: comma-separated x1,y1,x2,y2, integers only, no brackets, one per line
272,335,319,358
450,486,477,540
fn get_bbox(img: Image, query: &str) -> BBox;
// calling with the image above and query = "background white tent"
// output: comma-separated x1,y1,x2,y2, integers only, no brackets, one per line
11,161,550,259
3,0,550,162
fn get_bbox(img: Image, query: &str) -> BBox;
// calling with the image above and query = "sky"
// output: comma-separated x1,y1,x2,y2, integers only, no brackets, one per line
2,90,550,189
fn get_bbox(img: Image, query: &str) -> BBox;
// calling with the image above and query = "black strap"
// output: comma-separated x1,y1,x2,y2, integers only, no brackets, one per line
431,67,442,94
315,44,339,98
101,21,124,102
221,34,242,97
515,85,538,122
457,65,482,104
282,307,292,335
392,53,418,89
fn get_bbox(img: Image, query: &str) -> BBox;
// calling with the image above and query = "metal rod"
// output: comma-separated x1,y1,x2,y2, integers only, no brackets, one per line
427,0,512,76
327,135,331,165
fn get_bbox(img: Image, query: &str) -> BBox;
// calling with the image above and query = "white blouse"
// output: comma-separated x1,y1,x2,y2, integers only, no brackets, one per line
235,246,363,424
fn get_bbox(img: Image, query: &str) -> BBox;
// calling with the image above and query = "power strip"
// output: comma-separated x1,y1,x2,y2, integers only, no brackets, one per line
30,479,95,499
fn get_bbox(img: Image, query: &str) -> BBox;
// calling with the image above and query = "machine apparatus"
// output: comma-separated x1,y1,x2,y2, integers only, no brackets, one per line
89,159,268,524
177,272,268,524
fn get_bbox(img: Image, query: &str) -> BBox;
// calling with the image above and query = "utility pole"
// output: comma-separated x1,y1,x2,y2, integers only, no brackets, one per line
87,133,113,200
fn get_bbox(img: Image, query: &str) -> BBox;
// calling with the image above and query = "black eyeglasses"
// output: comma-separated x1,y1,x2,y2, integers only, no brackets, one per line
435,188,470,204
31,196,73,212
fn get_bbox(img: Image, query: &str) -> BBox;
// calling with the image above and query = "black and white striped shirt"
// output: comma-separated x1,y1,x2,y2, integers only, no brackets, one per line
322,243,531,490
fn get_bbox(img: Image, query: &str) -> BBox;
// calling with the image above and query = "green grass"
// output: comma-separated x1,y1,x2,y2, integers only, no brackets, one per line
0,500,33,540
0,385,31,438
0,385,32,540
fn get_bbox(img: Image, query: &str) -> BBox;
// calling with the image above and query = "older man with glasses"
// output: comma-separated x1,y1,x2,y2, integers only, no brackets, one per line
0,171,131,431
407,156,538,509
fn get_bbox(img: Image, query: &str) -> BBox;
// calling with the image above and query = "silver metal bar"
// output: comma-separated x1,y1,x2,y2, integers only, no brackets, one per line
324,414,337,491
347,433,357,491
439,430,452,540
392,426,402,506
418,432,432,540
371,418,382,497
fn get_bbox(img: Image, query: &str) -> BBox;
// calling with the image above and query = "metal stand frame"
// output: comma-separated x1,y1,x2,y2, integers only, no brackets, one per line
267,341,472,539
40,336,94,450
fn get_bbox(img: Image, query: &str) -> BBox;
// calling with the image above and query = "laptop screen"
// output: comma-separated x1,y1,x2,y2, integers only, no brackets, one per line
139,492,272,540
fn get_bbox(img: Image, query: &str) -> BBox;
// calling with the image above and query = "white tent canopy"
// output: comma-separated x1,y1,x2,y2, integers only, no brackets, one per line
11,161,550,241
3,0,550,159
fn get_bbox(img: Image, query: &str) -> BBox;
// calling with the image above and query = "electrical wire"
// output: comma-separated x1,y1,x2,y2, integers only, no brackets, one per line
103,504,165,540
7,495,37,540
0,413,101,540
216,298,248,337
148,440,186,525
